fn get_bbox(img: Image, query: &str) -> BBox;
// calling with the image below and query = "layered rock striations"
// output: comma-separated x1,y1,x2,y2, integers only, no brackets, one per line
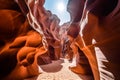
0,0,62,79
0,0,120,80
66,0,120,80
0,0,49,79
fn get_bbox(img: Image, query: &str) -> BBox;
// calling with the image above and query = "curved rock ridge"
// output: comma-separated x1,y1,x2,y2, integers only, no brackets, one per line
0,0,50,79
0,0,120,80
66,0,120,80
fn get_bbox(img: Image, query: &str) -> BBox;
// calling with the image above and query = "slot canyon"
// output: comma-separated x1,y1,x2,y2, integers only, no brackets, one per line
0,0,120,80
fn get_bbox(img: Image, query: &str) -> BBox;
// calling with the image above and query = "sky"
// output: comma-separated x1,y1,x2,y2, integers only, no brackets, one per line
44,0,70,25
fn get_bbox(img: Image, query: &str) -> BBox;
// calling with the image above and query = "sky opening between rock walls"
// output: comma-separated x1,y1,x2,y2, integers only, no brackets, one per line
44,0,70,25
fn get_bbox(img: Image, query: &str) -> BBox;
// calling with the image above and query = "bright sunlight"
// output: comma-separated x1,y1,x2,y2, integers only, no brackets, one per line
57,2,66,12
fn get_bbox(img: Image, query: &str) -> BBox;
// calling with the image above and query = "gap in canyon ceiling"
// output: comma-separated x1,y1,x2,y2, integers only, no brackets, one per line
1,0,120,80
44,0,70,25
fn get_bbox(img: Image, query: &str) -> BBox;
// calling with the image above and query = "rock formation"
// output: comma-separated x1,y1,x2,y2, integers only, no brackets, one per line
18,0,62,60
65,0,93,75
80,0,120,80
0,0,120,80
66,0,120,80
0,0,50,79
0,0,62,79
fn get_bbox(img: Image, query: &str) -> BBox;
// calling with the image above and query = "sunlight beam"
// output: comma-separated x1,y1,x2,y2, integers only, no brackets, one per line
57,2,65,12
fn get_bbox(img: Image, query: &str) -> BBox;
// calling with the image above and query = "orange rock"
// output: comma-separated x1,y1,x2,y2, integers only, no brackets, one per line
67,0,93,77
17,47,36,63
69,64,92,75
67,0,120,80
9,36,27,48
0,10,25,40
26,31,42,47
20,59,29,67
26,52,35,64
0,0,49,79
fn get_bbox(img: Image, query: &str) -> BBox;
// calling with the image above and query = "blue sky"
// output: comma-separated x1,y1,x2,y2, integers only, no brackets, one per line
44,0,70,25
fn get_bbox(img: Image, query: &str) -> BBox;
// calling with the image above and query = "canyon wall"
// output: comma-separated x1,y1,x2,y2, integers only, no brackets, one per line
0,0,49,79
67,0,120,80
0,0,62,79
0,0,120,80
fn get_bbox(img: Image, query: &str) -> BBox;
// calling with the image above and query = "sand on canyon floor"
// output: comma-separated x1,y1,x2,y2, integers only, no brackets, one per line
25,58,93,80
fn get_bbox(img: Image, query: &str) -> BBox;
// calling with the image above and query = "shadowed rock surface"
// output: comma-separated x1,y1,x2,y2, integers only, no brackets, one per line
66,0,120,80
0,0,50,79
0,0,120,80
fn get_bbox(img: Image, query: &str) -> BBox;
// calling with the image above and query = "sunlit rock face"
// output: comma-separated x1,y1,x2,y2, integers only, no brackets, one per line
81,1,120,80
0,0,120,80
66,0,92,75
0,0,62,79
22,0,62,60
0,0,50,79
67,0,120,80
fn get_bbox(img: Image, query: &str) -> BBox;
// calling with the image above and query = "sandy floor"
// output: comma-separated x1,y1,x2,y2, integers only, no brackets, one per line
25,58,93,80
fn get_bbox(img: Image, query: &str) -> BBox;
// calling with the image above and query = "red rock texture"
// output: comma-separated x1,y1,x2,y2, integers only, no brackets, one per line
0,1,50,79
17,0,62,60
67,0,120,80
0,0,61,79
0,0,120,80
